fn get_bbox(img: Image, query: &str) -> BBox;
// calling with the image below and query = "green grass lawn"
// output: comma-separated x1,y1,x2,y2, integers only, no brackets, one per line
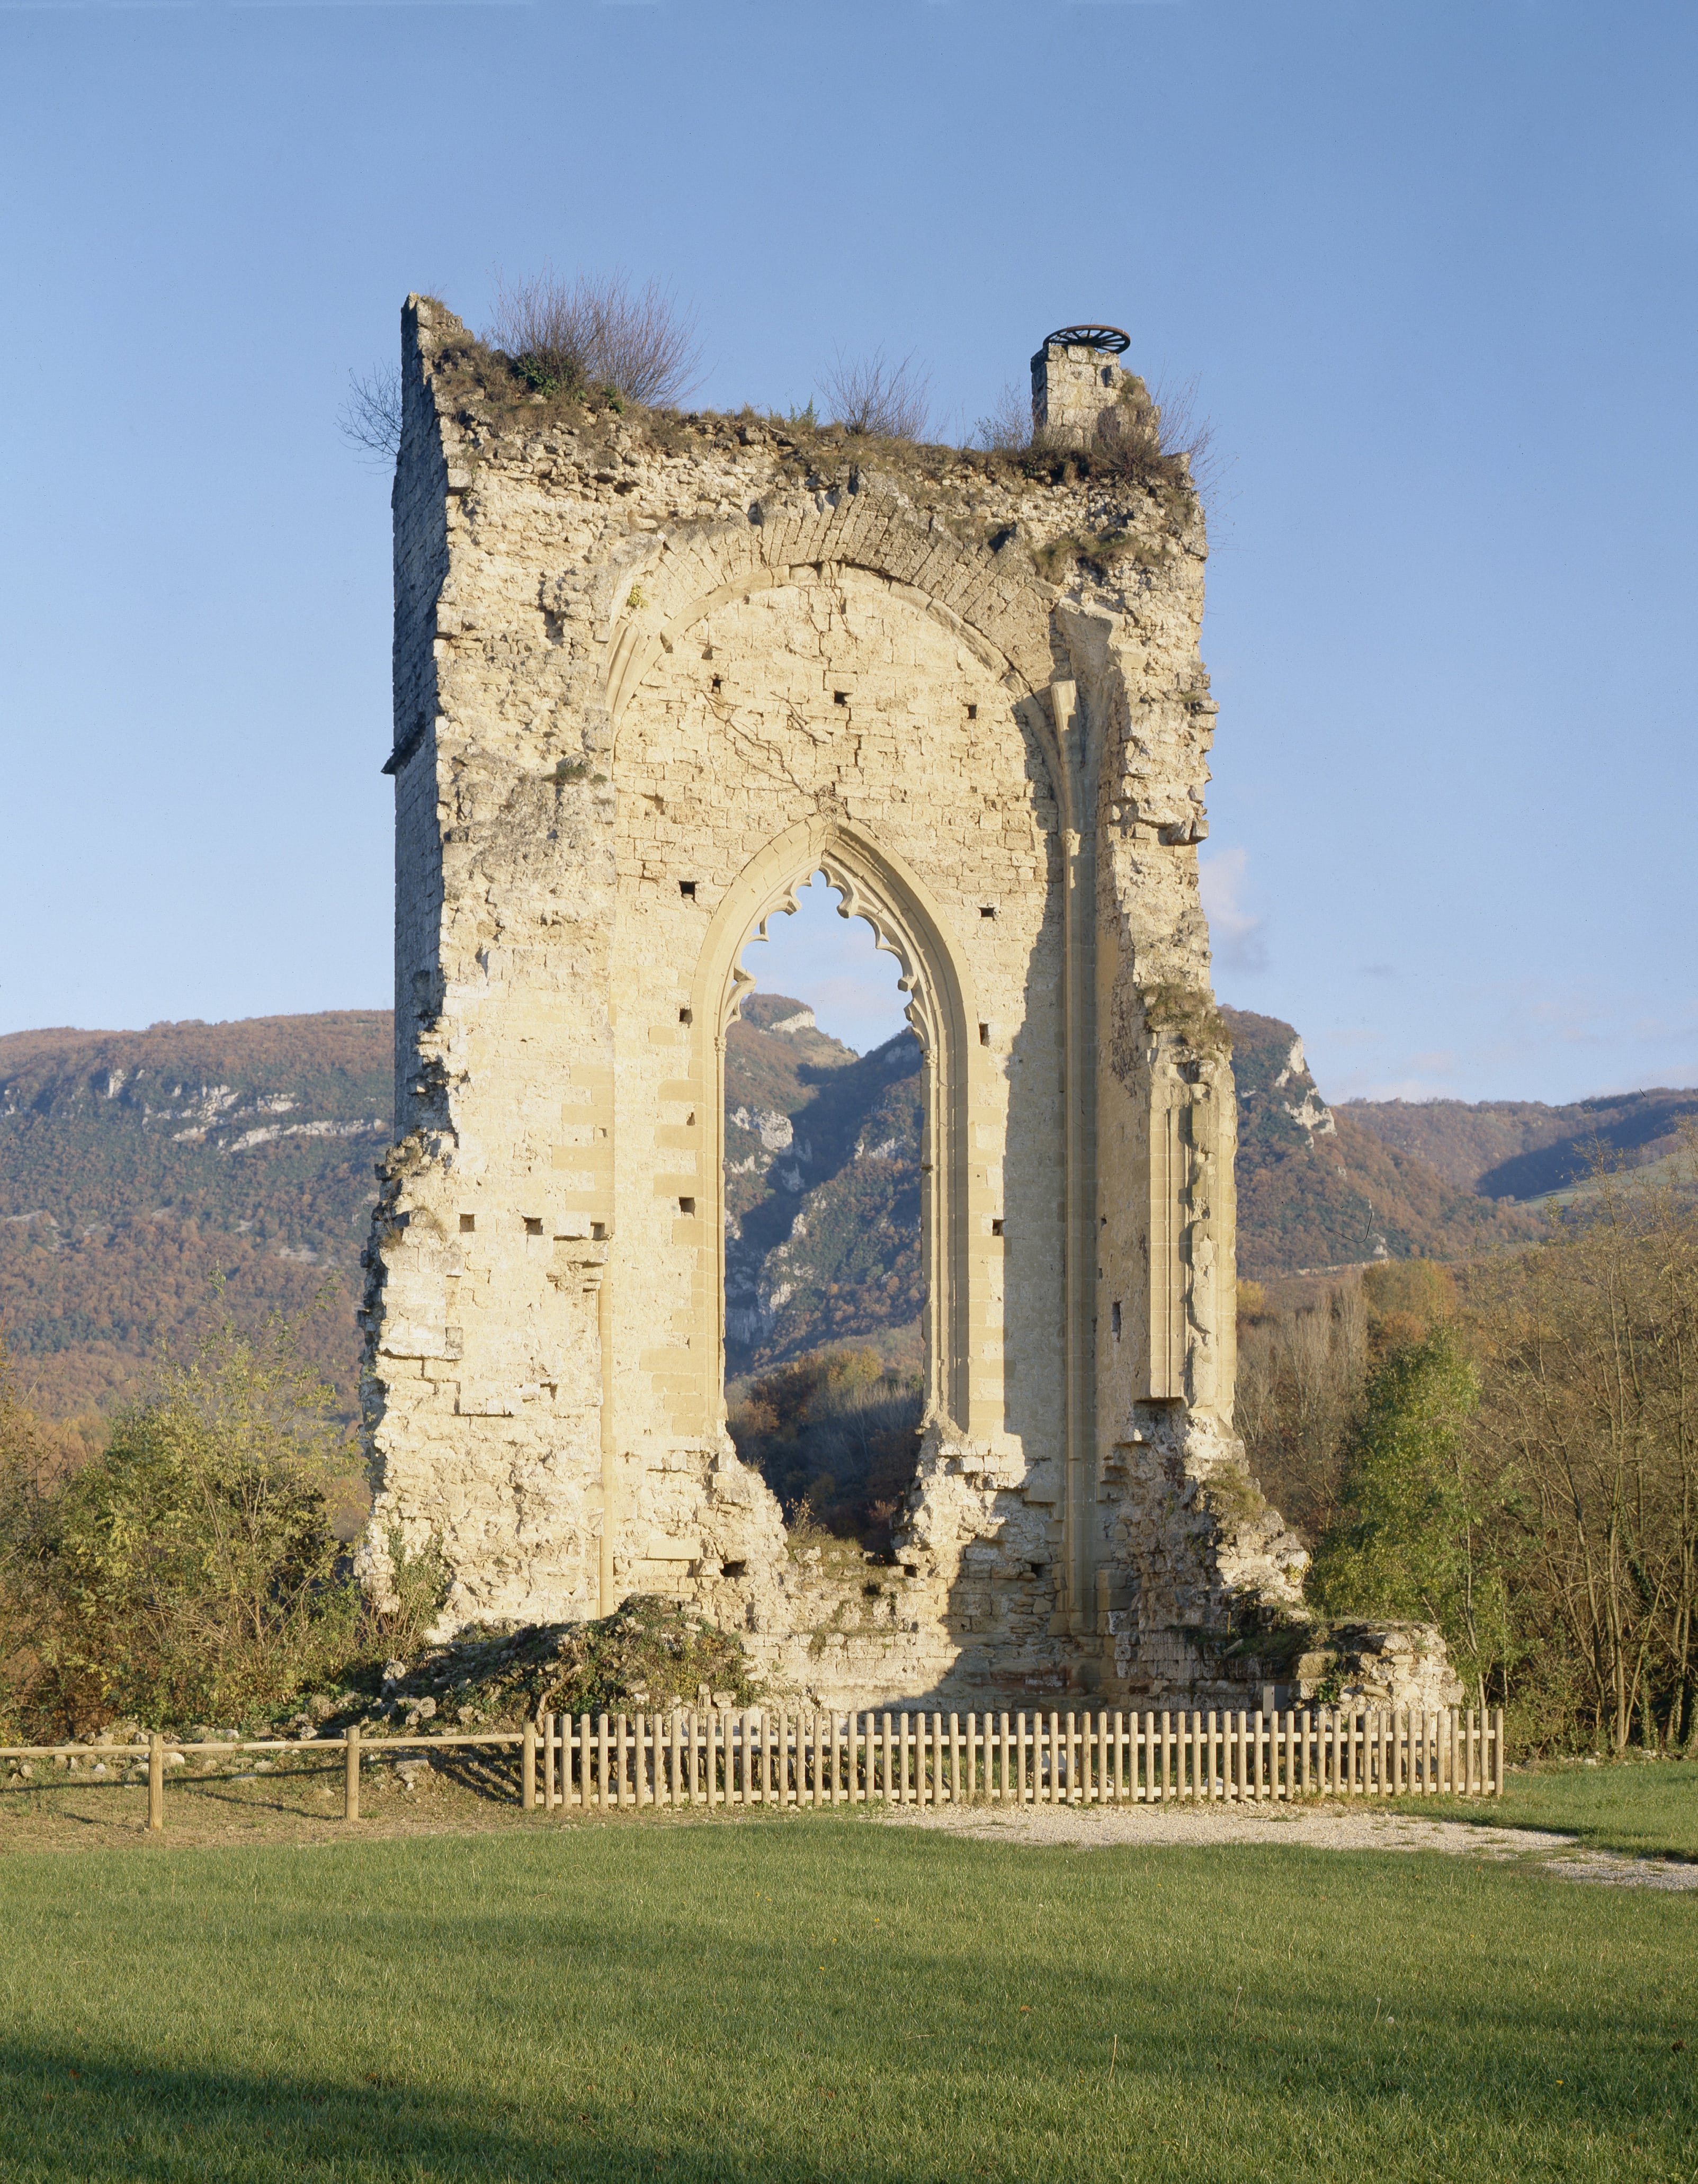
1422,1760,1698,1862
1,1813,1694,2182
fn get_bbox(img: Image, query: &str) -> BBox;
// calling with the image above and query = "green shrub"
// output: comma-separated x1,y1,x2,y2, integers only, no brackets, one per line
2,1300,360,1734
371,1595,757,1729
379,1523,452,1664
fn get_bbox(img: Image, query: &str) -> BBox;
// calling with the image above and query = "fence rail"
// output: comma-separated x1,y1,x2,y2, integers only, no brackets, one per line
1,1706,1504,1830
0,1727,521,1830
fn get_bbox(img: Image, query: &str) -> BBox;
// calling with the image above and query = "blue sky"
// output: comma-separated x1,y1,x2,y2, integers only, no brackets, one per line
3,3,1693,1105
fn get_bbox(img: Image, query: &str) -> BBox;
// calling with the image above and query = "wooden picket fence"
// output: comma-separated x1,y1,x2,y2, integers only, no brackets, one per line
2,1705,1503,1831
524,1704,1505,1813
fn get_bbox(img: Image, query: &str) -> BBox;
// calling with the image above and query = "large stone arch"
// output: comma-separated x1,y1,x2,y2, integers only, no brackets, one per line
605,546,1065,1471
685,814,980,1437
596,488,1061,748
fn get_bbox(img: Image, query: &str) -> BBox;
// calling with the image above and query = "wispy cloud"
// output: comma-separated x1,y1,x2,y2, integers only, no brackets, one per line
1199,847,1268,975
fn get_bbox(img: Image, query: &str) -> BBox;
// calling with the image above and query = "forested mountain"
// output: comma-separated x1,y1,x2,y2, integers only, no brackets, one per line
1342,1084,1698,1201
8,1000,1677,1422
1223,1009,1544,1276
723,995,924,1381
0,1014,390,1417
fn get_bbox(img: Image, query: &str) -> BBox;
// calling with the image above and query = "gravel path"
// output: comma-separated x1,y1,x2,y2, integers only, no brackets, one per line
881,1800,1698,1892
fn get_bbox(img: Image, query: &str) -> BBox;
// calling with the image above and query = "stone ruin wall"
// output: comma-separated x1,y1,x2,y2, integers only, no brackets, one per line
360,299,1455,1715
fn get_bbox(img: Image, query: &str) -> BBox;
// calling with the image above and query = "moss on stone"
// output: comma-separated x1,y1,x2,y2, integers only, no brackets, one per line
1141,983,1231,1057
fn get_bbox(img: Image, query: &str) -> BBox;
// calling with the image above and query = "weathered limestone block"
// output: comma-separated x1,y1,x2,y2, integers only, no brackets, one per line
359,301,1454,1714
1031,331,1134,448
1328,1624,1465,1714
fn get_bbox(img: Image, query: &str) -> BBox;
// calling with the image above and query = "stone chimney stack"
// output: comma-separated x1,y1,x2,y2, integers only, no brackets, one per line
1031,324,1133,448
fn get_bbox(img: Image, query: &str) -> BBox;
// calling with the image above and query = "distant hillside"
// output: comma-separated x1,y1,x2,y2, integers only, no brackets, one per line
8,998,1643,1420
0,1014,389,1417
0,1000,925,1418
1342,1085,1698,1201
1224,1008,1543,1277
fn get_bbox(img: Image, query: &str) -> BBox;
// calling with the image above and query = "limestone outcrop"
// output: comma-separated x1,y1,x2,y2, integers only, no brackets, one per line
359,305,1450,1711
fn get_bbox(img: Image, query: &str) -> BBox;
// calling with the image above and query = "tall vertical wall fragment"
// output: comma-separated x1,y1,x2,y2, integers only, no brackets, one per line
360,303,1325,1707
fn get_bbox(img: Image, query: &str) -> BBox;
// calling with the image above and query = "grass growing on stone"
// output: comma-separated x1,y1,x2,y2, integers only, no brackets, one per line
1,1814,1694,2182
1423,1758,1698,1863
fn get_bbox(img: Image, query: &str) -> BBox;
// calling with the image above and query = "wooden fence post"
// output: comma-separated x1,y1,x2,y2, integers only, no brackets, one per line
344,1724,361,1822
1494,1707,1505,1795
521,1720,537,1810
147,1732,164,1832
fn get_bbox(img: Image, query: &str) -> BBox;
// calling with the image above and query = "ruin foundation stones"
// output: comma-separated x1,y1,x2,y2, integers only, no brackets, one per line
360,304,1455,1715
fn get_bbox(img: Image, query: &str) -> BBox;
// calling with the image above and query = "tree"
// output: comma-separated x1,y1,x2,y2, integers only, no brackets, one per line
0,1336,72,1740
1234,1275,1365,1544
1470,1138,1698,1752
1307,1326,1507,1708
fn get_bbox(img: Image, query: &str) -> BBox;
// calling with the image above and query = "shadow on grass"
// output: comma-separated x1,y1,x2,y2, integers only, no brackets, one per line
1401,1760,1698,1864
0,2040,750,2182
4,1827,1696,2181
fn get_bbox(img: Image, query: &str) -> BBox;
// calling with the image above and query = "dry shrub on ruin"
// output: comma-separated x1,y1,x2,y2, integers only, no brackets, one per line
1146,372,1221,500
485,270,704,410
819,349,933,441
972,381,1032,454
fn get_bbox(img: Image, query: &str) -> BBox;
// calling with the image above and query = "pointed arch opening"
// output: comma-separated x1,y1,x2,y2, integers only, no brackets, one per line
685,820,981,1467
721,872,926,1553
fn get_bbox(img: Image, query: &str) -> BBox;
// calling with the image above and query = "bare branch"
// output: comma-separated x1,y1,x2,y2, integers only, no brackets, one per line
971,380,1033,453
819,349,932,442
1151,372,1223,503
337,364,404,463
